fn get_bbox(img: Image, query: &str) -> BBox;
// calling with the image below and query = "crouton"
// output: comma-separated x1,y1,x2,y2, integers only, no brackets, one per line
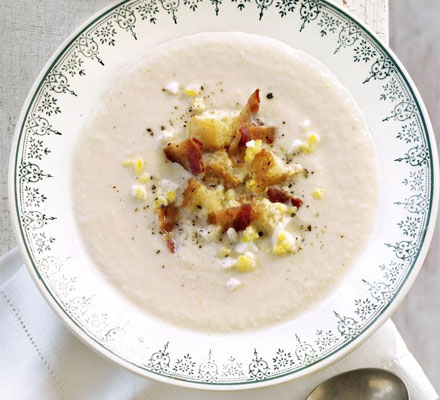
182,178,222,213
251,199,285,233
163,138,204,175
202,150,246,188
208,204,256,232
188,111,238,151
249,149,296,191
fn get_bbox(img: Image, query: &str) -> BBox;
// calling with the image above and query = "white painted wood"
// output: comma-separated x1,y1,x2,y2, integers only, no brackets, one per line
333,0,389,42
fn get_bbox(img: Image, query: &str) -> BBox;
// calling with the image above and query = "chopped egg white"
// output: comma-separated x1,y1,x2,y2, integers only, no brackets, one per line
217,246,231,258
313,188,326,199
158,128,176,142
289,139,304,154
300,119,311,132
226,227,238,243
131,185,147,201
226,277,242,291
235,241,258,254
219,256,237,270
191,96,206,112
164,81,179,94
244,139,263,162
159,179,179,192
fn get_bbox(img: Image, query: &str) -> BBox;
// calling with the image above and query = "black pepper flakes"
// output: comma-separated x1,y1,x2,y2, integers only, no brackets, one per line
266,93,273,99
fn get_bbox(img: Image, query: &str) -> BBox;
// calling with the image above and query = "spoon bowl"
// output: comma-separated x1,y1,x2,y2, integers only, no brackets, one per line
306,368,409,400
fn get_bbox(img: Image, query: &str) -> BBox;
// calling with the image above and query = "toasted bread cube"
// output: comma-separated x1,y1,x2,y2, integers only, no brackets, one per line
251,198,285,233
188,111,238,151
182,178,222,213
202,150,245,188
249,149,297,191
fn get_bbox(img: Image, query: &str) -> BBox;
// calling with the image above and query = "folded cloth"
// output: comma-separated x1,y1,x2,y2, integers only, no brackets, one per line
1,248,438,400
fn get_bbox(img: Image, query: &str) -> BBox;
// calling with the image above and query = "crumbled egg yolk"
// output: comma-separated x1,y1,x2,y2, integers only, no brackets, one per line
131,185,148,201
154,196,168,209
286,206,297,215
132,157,145,175
191,97,206,112
245,179,258,192
233,252,257,272
242,226,259,242
273,231,297,256
184,85,201,97
312,188,326,199
123,159,133,167
290,132,320,155
217,247,231,258
244,139,263,162
166,190,177,203
275,203,288,213
303,132,320,154
138,173,150,183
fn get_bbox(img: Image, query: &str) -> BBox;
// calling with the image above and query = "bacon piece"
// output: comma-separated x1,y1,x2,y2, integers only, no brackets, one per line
208,204,255,232
229,89,276,161
267,186,303,209
238,89,260,126
156,204,179,253
290,196,303,209
164,137,204,175
238,125,276,146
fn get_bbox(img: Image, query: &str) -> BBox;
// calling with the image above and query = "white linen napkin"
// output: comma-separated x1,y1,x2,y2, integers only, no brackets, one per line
1,247,438,400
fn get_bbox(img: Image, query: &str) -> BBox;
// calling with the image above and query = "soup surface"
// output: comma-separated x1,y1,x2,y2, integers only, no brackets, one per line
73,32,378,332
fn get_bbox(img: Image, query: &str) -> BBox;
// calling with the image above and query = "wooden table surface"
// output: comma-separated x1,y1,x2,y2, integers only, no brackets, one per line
1,0,438,391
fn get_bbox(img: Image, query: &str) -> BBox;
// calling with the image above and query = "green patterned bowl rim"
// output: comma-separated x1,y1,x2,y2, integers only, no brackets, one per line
8,0,439,390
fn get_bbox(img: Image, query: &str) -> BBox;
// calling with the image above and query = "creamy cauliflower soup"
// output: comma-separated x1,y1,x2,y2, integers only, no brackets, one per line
72,32,378,332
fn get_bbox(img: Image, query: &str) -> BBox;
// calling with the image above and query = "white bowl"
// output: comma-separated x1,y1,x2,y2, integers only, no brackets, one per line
8,0,438,390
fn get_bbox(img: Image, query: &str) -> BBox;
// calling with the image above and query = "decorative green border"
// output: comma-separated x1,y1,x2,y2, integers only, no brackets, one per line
11,0,437,387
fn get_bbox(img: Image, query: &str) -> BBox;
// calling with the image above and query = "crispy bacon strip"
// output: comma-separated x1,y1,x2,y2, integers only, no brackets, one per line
156,204,179,253
164,137,204,175
208,204,255,232
267,186,303,209
229,89,276,161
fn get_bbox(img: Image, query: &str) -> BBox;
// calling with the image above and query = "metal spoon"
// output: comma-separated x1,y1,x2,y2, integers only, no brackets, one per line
306,368,409,400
